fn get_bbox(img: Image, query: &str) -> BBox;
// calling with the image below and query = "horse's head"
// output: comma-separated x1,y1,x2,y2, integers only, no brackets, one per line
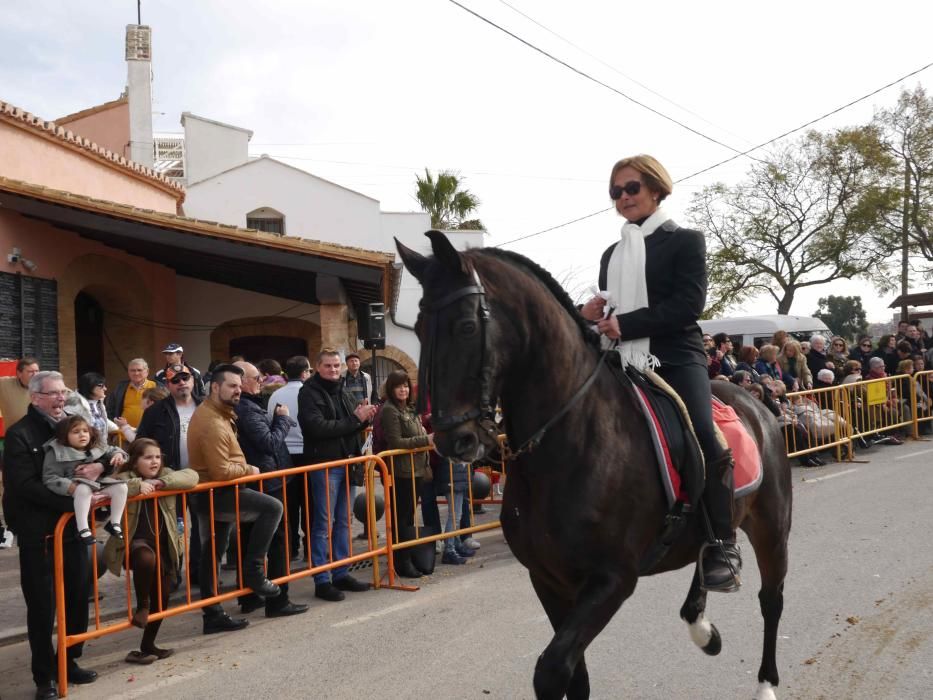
396,230,500,462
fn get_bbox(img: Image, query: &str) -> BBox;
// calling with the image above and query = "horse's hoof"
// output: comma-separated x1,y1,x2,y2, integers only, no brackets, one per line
755,681,777,700
702,624,721,656
687,612,721,656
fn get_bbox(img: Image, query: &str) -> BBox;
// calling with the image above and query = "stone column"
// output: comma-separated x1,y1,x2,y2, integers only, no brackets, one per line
319,303,350,355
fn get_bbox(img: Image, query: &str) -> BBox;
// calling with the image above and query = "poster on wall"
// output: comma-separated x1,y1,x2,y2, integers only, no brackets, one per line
0,271,59,370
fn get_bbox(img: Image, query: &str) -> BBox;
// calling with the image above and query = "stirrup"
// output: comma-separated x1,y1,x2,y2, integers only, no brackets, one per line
698,539,742,593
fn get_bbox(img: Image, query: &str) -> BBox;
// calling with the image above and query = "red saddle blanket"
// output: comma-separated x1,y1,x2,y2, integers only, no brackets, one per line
633,388,763,507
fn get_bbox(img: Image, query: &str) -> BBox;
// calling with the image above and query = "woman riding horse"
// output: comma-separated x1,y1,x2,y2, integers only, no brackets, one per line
580,154,741,593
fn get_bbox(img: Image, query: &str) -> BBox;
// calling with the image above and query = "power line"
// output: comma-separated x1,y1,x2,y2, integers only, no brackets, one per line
448,0,762,162
675,59,933,183
494,0,754,147
496,59,933,246
495,207,611,247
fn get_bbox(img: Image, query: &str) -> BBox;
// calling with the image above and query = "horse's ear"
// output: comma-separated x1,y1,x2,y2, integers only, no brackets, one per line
425,229,466,274
395,237,429,281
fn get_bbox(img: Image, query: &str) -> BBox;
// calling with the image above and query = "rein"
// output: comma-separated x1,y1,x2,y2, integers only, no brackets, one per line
419,265,607,462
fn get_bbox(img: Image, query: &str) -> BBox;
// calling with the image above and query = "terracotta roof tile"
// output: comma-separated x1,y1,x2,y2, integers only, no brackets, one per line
0,98,185,200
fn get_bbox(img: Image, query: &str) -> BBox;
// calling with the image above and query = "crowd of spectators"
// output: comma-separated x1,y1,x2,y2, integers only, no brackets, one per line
0,343,482,699
702,319,933,467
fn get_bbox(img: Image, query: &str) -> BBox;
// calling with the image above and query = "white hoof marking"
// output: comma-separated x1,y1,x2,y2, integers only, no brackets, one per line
755,681,777,700
687,612,713,648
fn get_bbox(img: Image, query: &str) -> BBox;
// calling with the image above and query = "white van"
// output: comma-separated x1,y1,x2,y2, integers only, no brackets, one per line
698,314,832,349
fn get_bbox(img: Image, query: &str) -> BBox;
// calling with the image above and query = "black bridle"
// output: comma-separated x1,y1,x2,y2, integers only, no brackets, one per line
418,265,608,461
418,267,499,441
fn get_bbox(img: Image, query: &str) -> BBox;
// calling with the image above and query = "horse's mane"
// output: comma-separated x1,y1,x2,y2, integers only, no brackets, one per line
470,247,600,348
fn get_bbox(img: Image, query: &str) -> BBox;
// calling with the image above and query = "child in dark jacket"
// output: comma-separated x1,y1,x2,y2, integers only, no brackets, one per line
104,438,198,663
43,414,129,545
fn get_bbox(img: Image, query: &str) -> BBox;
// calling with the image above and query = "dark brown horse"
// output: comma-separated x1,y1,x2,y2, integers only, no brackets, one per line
397,231,792,700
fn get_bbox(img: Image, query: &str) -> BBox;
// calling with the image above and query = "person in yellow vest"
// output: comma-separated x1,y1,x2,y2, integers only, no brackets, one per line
106,359,156,430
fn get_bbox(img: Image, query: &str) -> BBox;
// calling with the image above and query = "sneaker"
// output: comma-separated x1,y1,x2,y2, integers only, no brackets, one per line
441,551,467,565
0,530,12,549
461,537,481,550
455,545,475,558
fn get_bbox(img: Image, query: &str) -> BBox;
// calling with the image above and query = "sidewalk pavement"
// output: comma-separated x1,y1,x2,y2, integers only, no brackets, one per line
0,504,502,647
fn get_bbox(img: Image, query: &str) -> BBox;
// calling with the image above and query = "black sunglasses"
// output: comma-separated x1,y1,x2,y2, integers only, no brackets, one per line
609,181,641,200
169,374,191,384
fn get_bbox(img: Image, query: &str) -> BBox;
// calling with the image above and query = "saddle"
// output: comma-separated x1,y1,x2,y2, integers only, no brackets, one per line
605,355,764,573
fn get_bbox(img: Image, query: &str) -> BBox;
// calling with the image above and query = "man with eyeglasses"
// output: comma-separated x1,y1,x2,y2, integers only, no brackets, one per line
106,358,156,431
231,361,308,618
136,363,203,582
3,371,101,698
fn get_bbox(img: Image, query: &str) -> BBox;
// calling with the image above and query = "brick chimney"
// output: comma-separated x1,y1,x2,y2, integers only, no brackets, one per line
125,24,154,167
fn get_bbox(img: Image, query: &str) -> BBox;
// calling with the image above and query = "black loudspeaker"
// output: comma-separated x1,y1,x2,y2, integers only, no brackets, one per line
362,302,386,350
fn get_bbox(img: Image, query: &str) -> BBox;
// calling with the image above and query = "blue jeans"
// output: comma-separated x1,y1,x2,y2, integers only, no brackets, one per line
444,484,467,554
310,467,355,584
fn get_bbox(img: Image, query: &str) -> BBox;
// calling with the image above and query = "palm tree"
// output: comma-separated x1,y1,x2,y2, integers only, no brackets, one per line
414,169,485,230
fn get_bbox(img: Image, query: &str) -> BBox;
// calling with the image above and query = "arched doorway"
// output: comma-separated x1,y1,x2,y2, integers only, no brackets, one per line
228,335,309,367
211,316,321,366
74,291,104,377
361,354,403,398
58,254,155,387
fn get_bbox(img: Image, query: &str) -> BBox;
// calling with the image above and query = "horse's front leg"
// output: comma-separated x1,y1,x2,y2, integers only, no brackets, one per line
533,569,636,700
680,566,722,656
529,572,590,700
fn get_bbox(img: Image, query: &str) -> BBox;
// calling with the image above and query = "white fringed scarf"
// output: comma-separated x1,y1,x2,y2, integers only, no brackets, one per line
603,207,672,371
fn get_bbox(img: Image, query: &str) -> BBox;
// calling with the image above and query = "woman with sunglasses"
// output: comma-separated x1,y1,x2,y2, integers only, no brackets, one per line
848,335,874,377
827,336,850,381
580,154,740,593
65,371,118,447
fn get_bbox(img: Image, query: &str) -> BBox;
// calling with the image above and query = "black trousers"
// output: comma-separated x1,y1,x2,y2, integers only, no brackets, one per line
656,362,733,536
195,487,283,617
19,537,90,685
285,454,311,558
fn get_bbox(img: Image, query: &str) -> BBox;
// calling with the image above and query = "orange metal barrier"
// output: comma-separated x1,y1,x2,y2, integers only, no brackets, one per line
53,455,394,697
375,447,502,589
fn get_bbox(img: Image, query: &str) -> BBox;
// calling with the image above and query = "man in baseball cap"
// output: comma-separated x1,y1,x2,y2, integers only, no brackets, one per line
155,343,205,400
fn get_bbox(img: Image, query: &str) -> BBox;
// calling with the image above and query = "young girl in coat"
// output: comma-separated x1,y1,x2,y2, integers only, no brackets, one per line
103,438,199,664
43,414,129,545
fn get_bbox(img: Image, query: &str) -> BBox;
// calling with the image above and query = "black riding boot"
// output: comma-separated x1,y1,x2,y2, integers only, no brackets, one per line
699,449,742,593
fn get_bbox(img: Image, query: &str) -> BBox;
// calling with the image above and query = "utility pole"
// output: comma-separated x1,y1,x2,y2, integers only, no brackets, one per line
900,129,911,323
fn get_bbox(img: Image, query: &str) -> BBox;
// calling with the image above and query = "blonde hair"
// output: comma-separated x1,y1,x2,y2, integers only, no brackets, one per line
897,359,914,375
758,344,778,363
609,154,673,202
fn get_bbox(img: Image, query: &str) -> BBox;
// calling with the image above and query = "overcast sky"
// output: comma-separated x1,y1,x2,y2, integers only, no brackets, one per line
3,0,932,323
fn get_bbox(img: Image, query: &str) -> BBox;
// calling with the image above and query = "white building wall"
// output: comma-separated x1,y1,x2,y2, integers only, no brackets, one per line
181,113,251,185
172,276,319,371
184,157,382,248
181,143,487,368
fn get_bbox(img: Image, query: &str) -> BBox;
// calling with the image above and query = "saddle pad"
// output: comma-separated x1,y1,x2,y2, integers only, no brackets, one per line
631,379,763,507
711,396,763,498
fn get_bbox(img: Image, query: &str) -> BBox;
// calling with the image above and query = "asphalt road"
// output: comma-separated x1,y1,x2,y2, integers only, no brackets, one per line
2,440,933,699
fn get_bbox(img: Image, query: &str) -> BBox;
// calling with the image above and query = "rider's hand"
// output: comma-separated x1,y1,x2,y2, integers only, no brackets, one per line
581,296,606,321
596,315,621,340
